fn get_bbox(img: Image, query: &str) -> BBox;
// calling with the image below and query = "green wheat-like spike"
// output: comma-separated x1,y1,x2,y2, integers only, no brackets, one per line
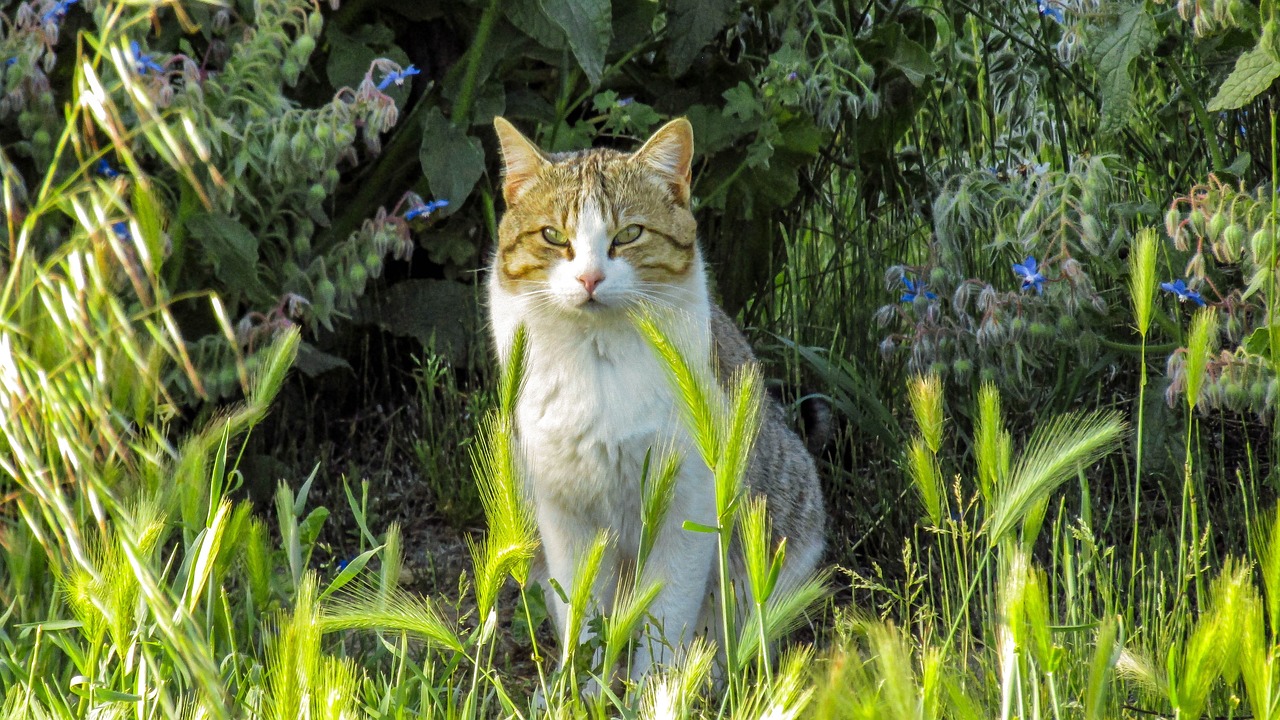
318,581,463,652
562,530,611,668
908,436,943,526
909,374,944,455
602,579,663,678
718,365,762,520
735,571,828,666
1185,307,1219,412
500,323,527,417
740,495,775,606
1255,502,1280,636
379,521,403,604
1084,617,1121,720
975,381,1007,505
865,621,919,720
1236,580,1270,720
1129,227,1159,338
633,311,722,466
639,446,681,569
986,410,1125,544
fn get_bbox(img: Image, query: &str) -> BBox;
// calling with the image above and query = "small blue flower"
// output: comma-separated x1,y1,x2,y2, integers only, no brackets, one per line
129,41,166,75
337,558,349,572
41,0,77,23
111,221,131,241
1013,255,1046,294
4,57,17,67
96,159,120,178
1036,0,1065,23
900,277,938,303
405,198,449,221
617,96,634,107
1160,279,1206,307
786,71,799,81
377,64,420,91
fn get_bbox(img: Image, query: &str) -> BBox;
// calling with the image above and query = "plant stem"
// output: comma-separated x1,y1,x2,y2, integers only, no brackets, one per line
1168,58,1226,173
1128,335,1147,614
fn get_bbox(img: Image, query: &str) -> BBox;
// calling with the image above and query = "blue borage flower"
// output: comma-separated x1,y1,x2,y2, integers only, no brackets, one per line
111,222,131,241
786,71,799,81
900,276,937,303
4,57,17,67
377,64,420,91
1160,278,1206,306
96,159,120,178
1036,0,1065,23
129,41,166,75
1013,255,1046,294
404,198,449,221
42,0,77,23
617,96,634,107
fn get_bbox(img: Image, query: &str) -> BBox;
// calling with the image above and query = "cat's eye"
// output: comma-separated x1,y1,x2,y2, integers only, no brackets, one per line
541,227,569,246
613,224,643,246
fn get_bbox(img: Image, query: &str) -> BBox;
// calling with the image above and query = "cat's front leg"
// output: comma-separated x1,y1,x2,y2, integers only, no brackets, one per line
630,480,717,679
535,500,618,664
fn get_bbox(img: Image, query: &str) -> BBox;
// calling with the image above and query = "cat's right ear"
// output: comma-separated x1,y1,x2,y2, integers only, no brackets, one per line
494,117,550,204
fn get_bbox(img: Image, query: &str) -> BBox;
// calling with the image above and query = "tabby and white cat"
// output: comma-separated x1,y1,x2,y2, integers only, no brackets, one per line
488,117,824,677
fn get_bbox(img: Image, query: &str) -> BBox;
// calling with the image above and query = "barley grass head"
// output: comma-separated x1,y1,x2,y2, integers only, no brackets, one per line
909,373,944,454
1128,227,1158,338
986,410,1125,544
908,436,944,526
1185,307,1219,412
633,311,722,466
975,381,1009,505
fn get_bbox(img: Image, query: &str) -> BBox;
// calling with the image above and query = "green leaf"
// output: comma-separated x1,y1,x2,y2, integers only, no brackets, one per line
1244,325,1274,358
183,211,268,302
325,26,411,93
420,107,486,215
666,0,736,76
884,37,936,87
1208,42,1280,111
1092,4,1158,132
358,278,479,365
505,1,566,51
540,0,612,85
319,545,383,601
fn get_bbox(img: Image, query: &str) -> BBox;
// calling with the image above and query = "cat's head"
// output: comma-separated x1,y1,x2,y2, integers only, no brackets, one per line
490,118,700,317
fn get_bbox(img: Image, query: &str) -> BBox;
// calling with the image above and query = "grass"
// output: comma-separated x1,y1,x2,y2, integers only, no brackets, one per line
7,1,1280,718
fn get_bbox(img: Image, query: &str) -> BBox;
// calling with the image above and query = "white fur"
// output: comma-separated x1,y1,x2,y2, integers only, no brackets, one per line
489,201,716,679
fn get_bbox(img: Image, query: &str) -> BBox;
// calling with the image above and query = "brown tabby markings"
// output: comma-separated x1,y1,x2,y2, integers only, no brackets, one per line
496,144,697,291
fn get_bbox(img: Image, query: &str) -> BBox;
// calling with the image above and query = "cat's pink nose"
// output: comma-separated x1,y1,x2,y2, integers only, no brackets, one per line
578,270,605,295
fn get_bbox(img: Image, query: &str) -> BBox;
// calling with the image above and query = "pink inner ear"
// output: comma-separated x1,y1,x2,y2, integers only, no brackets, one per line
494,118,550,202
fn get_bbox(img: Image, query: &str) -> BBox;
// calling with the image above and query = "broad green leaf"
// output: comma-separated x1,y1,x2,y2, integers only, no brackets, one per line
1244,325,1274,357
358,278,479,365
540,0,612,85
1208,42,1280,111
184,211,268,302
505,1,565,51
420,107,486,215
885,37,936,86
1092,4,1157,132
325,26,411,93
666,0,737,76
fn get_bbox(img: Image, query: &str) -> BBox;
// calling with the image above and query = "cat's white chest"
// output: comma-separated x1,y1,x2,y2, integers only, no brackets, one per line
516,322,684,520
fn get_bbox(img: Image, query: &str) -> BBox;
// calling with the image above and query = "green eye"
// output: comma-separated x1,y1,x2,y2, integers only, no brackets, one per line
541,227,568,246
614,224,643,245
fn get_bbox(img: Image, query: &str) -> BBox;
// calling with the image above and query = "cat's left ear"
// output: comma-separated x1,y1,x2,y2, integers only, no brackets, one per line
634,118,694,206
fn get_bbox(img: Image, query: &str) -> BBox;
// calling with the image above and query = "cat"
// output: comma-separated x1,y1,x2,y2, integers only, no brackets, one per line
487,116,825,680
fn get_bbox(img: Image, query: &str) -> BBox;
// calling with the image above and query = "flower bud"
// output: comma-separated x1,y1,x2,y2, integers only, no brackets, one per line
1251,226,1275,263
1057,314,1077,333
952,358,973,377
1221,223,1245,263
1208,211,1227,242
307,183,326,204
294,234,311,256
349,263,368,294
1189,209,1207,236
293,35,317,62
